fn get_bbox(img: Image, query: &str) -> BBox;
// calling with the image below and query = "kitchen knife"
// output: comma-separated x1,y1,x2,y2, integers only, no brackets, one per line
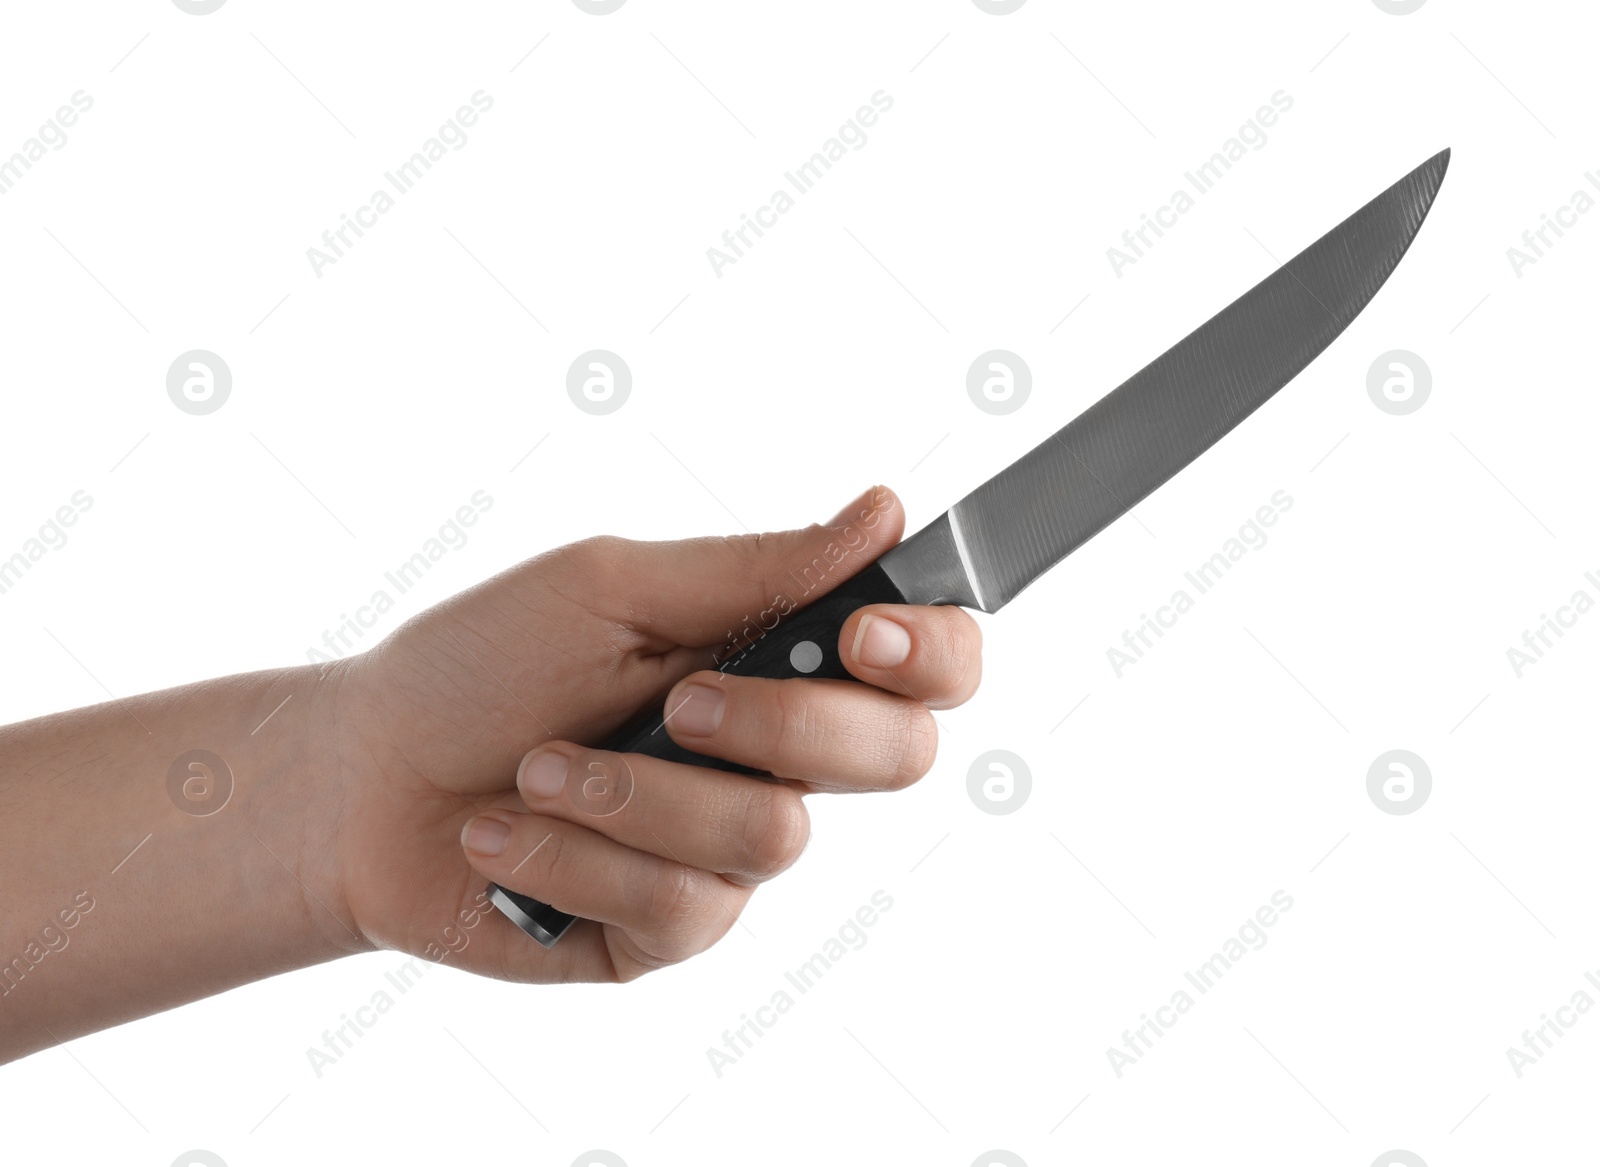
491,148,1451,946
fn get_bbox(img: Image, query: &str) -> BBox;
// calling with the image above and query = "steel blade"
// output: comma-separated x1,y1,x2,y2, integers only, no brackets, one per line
881,148,1450,612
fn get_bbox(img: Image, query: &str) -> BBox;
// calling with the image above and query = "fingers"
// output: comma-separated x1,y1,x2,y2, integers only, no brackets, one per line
663,672,939,792
837,604,982,709
576,485,905,645
453,602,980,977
514,744,811,887
457,742,816,977
654,603,982,790
459,804,753,969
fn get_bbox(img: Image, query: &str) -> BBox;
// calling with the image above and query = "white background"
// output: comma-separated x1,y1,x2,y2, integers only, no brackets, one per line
1,1,1595,1164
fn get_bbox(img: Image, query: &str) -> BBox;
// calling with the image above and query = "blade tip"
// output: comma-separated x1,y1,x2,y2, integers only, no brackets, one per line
1425,146,1452,184
1406,147,1451,212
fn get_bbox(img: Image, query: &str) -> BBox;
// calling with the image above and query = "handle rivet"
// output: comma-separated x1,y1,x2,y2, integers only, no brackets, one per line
789,640,823,673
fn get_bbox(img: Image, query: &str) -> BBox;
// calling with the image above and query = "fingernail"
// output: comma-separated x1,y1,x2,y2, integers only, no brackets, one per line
672,683,725,736
851,613,911,668
461,815,510,857
519,749,568,800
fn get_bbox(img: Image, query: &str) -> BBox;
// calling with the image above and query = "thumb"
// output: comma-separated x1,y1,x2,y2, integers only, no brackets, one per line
621,485,905,645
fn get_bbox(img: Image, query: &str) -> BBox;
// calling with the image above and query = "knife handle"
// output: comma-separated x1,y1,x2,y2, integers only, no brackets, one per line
488,561,909,947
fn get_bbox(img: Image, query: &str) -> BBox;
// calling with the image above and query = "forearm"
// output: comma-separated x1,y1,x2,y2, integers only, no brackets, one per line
0,663,368,1063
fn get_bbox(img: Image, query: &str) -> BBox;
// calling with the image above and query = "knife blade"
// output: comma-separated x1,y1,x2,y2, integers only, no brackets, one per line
491,148,1450,946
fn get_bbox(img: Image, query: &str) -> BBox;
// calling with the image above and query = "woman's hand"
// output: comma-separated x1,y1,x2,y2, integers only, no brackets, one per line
329,485,983,983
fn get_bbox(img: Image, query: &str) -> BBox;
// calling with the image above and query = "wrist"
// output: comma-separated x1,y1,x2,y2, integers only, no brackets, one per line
244,660,375,961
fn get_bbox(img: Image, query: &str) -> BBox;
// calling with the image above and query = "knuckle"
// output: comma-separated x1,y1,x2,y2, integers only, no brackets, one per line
645,859,697,923
740,785,810,878
883,704,939,790
948,611,983,677
610,941,670,980
608,916,722,979
639,863,717,960
764,682,822,770
519,823,567,893
929,610,970,669
560,534,629,575
640,858,716,954
717,533,776,593
924,611,983,706
718,532,763,563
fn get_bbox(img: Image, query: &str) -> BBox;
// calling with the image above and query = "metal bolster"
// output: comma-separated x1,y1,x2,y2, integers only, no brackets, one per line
876,511,989,611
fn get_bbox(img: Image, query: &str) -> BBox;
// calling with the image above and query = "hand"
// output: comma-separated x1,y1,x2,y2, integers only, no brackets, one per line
328,485,982,982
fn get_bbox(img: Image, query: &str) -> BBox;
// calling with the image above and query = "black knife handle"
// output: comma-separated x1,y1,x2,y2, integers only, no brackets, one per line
488,561,909,947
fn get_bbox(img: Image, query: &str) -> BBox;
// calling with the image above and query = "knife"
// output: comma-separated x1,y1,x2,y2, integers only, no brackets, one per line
491,148,1451,946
